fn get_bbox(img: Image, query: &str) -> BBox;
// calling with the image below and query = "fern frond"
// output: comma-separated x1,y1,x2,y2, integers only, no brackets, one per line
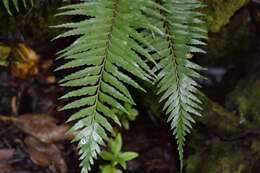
56,0,159,172
148,0,207,171
1,0,33,15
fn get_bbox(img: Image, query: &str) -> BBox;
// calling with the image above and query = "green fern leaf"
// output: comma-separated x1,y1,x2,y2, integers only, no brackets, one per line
1,0,33,15
56,0,159,172
147,0,207,171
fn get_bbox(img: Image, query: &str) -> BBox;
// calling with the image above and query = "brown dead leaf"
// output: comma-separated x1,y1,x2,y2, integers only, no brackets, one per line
0,114,72,173
0,114,74,144
0,149,15,173
0,149,15,162
11,43,39,79
15,114,73,143
0,163,13,173
25,136,67,173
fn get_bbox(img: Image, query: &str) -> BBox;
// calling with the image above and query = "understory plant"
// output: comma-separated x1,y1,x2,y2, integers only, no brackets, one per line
99,133,138,173
112,103,138,130
2,0,208,172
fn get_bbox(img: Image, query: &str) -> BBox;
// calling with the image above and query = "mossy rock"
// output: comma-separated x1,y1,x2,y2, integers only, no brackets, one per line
201,7,256,62
226,62,260,128
203,0,249,33
185,136,260,173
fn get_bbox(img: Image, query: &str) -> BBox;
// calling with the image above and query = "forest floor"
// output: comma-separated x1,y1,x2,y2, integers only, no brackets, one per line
0,1,260,173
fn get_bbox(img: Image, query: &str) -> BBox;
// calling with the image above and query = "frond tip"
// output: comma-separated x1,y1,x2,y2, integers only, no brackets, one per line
150,0,207,171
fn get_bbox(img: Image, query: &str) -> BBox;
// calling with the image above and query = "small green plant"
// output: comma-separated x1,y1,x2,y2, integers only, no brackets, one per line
99,133,138,173
112,103,138,130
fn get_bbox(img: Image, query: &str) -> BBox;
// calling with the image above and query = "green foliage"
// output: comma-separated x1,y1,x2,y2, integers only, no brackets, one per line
55,0,207,172
112,103,138,130
1,0,33,15
0,44,11,66
99,133,138,173
55,0,160,172
146,0,207,171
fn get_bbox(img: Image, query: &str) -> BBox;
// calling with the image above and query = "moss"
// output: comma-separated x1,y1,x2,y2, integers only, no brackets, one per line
221,158,245,173
203,0,249,32
251,140,260,154
185,137,253,173
199,8,254,62
226,78,260,127
200,95,241,135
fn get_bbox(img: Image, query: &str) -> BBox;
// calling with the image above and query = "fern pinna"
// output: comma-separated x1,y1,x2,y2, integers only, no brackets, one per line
55,0,207,172
1,0,33,14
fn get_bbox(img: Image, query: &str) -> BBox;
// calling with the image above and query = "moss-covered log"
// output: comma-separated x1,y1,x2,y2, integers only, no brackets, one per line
203,0,249,32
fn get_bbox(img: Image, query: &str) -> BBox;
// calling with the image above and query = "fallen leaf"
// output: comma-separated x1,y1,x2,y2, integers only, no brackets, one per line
0,149,16,173
25,136,67,173
0,114,74,143
0,149,15,162
11,43,39,79
0,163,13,173
16,114,73,143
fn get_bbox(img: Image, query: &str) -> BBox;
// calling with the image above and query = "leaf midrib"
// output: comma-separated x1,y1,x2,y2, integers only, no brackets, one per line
163,12,183,119
92,0,120,122
78,0,120,149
